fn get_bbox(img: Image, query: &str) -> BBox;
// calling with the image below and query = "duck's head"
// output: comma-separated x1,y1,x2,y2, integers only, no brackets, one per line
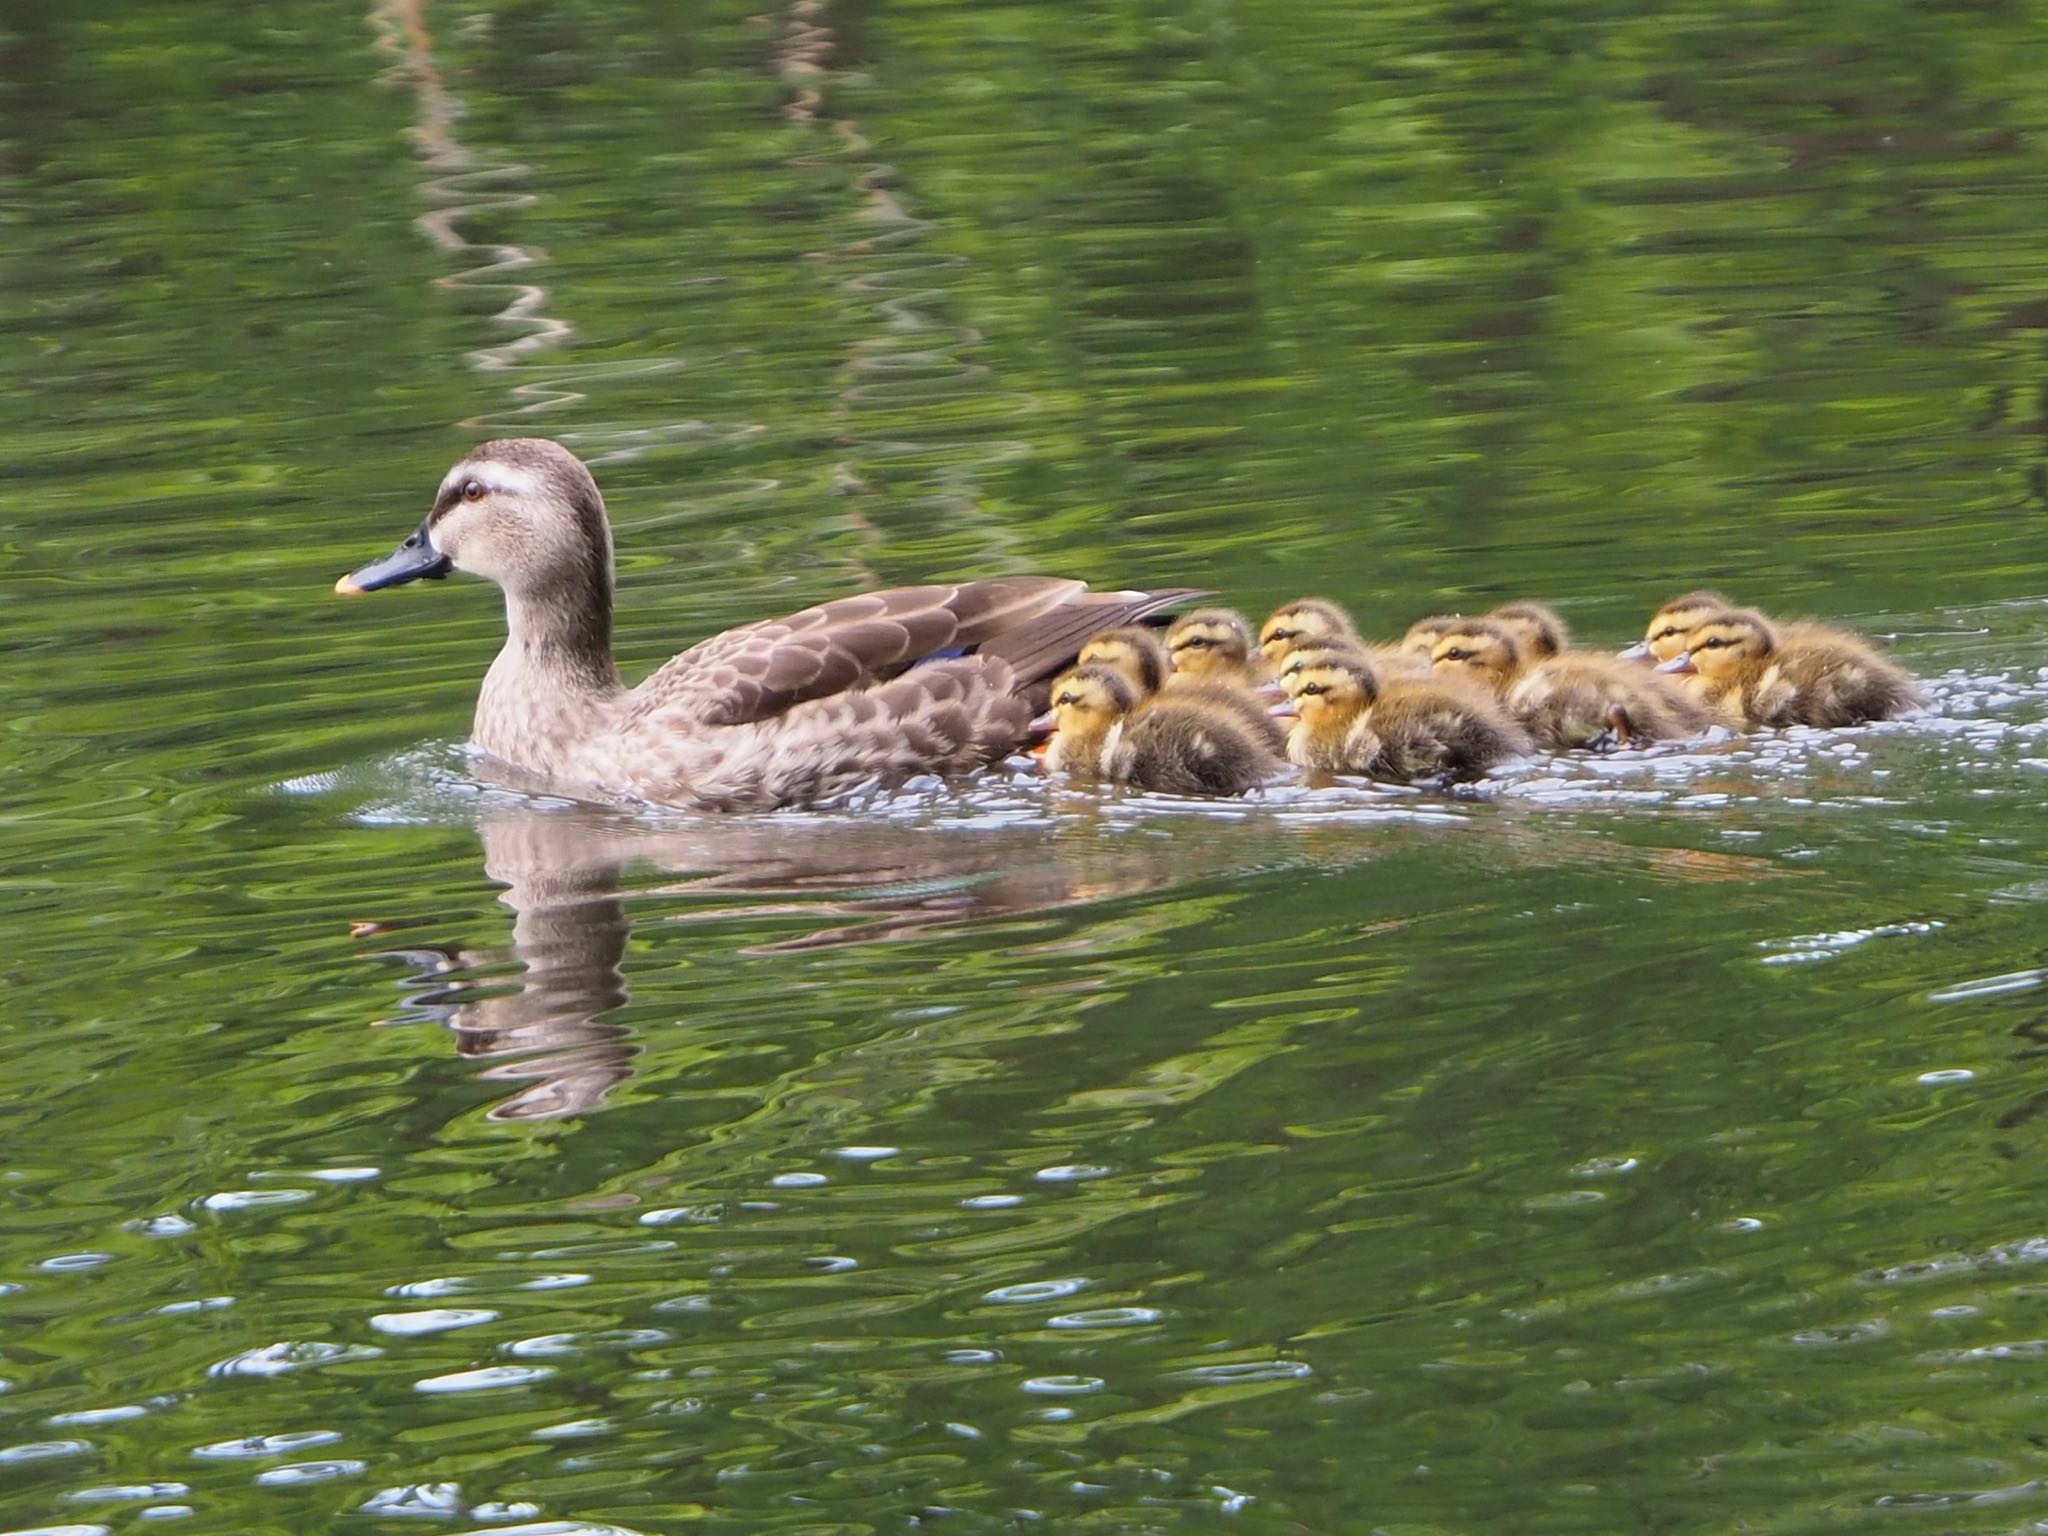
1627,589,1734,663
1279,647,1378,732
1077,626,1168,697
336,439,613,602
1046,664,1139,741
1398,613,1465,663
1165,608,1257,678
1658,608,1776,682
1429,618,1522,693
1488,600,1569,660
1258,598,1358,666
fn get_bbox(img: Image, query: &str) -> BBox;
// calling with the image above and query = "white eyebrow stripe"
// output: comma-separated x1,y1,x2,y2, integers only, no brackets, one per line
441,461,543,500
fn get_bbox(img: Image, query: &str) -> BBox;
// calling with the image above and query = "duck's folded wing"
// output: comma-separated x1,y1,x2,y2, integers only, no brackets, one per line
631,578,1202,728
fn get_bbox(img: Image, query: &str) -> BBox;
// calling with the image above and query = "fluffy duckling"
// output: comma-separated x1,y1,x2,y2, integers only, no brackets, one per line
1659,609,1922,728
1258,598,1363,669
1281,648,1528,782
1508,654,1713,750
1164,608,1268,687
1488,600,1570,661
1428,618,1708,750
1042,665,1284,795
1079,624,1286,751
1077,626,1169,696
1398,614,1468,665
1628,589,1736,663
1262,597,1427,678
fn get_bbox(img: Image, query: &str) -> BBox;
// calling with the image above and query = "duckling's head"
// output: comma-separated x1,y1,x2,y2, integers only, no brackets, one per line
1279,647,1379,732
1634,589,1735,662
1258,598,1359,666
1429,619,1523,692
1165,608,1257,678
1077,626,1168,697
1046,664,1140,741
338,439,613,602
1398,614,1465,662
1659,608,1776,683
1488,600,1569,660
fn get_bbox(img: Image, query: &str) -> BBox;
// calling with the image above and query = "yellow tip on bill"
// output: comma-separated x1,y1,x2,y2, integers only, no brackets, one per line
334,575,366,596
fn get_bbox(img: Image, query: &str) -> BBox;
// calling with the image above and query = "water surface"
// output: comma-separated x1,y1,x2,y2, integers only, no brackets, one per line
4,2,2048,1532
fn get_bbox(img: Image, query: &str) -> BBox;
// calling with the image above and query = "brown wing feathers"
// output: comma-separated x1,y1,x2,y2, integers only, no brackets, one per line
639,579,1206,730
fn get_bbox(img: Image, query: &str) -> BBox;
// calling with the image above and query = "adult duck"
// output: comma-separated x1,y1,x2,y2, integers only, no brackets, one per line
336,439,1196,810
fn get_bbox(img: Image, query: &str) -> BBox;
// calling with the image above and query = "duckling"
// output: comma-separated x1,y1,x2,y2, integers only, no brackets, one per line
1041,664,1283,795
1507,654,1713,750
333,437,1201,811
1398,613,1468,665
1487,600,1570,661
1427,618,1708,750
1281,648,1528,782
1079,624,1287,752
1627,589,1736,663
1258,597,1362,668
1164,608,1268,687
1659,609,1922,729
1077,626,1169,696
1262,597,1426,678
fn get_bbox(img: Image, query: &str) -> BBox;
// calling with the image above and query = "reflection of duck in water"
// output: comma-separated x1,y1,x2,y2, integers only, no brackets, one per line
335,438,1195,811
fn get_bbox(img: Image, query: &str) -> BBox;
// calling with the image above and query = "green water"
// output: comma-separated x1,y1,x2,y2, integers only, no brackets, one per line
5,1,2048,1531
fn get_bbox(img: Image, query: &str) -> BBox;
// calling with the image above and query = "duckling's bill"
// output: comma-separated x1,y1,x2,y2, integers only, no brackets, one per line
335,518,452,595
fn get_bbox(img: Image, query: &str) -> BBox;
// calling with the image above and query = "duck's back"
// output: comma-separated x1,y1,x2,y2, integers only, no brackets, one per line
609,578,1198,808
1509,652,1709,749
1105,699,1283,796
1770,627,1922,726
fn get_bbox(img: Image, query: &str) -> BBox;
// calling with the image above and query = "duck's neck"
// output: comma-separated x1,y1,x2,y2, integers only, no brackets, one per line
474,580,625,776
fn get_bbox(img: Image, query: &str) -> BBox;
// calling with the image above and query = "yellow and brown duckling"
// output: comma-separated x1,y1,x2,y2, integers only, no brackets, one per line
1078,624,1285,751
1627,589,1736,663
1041,664,1285,795
1427,617,1708,750
1658,609,1921,729
1487,600,1570,661
1258,597,1363,669
1164,607,1268,688
1398,613,1468,666
1280,647,1528,782
1077,625,1170,697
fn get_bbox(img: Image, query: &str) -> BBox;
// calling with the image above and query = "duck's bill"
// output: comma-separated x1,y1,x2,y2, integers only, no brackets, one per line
1656,651,1696,675
334,520,451,594
1617,641,1652,662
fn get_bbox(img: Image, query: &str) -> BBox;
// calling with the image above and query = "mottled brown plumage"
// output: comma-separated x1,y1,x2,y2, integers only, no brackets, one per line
1281,647,1528,782
1164,608,1268,687
1661,609,1922,729
1041,664,1283,795
337,439,1197,810
1488,600,1570,660
1428,617,1707,749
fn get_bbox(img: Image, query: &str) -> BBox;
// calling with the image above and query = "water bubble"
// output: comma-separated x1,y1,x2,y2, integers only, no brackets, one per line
1021,1375,1104,1395
1571,1155,1639,1179
834,1146,900,1162
199,1189,314,1213
358,1483,465,1518
193,1430,344,1459
415,1365,553,1393
983,1278,1087,1304
942,1348,1002,1366
519,1273,593,1290
1917,1068,1975,1085
0,1439,93,1464
385,1276,469,1298
253,1460,366,1487
370,1309,497,1337
208,1342,382,1379
1047,1307,1164,1330
46,1405,150,1427
38,1253,113,1272
67,1485,192,1503
532,1418,611,1440
639,1205,722,1227
961,1194,1023,1210
769,1172,828,1188
129,1215,196,1237
1035,1164,1112,1183
1173,1360,1313,1384
139,1508,195,1522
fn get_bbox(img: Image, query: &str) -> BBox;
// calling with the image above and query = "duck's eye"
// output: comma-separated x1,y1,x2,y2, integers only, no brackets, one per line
1298,682,1325,697
461,478,486,502
1179,636,1211,649
1267,627,1295,643
1653,626,1677,642
1444,648,1469,662
1703,637,1727,649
